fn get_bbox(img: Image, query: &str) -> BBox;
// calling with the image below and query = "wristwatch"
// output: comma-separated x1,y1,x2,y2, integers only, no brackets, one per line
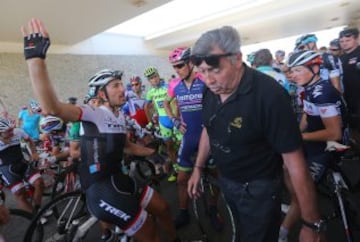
302,219,327,233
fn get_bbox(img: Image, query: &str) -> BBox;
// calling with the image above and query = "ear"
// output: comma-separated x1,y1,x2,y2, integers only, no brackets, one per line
236,52,243,67
312,65,320,74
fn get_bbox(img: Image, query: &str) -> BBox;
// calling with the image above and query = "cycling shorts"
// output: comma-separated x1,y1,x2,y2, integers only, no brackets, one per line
306,152,330,183
158,116,174,140
0,162,42,193
85,172,153,236
177,136,216,172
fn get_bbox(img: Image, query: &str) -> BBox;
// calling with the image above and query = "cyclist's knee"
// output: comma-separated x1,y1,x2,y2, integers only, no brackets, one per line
32,178,45,190
133,216,158,242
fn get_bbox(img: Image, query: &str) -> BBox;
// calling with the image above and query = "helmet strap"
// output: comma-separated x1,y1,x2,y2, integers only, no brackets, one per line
183,62,194,81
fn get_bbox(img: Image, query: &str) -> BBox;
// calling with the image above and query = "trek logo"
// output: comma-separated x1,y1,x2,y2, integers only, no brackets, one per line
230,117,242,129
99,200,131,221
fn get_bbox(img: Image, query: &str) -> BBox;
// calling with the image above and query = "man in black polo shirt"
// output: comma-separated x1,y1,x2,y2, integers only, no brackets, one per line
187,26,323,242
339,27,360,148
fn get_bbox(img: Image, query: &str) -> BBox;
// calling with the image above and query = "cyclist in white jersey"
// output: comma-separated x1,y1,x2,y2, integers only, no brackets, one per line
21,18,179,242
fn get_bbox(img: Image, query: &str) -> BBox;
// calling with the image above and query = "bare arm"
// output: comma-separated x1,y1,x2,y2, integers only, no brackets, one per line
302,116,342,141
124,138,155,157
188,127,211,198
282,148,320,223
22,19,81,122
163,98,175,119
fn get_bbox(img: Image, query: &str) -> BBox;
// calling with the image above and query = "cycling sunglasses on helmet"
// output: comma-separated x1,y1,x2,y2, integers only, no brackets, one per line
190,53,235,67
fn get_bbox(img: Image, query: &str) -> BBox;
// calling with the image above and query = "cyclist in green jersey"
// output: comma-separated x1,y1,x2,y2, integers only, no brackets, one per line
144,67,178,182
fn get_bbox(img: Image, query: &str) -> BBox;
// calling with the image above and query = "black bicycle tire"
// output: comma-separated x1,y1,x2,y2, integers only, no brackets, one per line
0,208,43,242
192,174,236,242
343,190,360,231
24,190,87,242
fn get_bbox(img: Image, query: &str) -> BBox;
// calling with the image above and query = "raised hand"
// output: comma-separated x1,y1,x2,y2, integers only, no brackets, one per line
21,18,50,60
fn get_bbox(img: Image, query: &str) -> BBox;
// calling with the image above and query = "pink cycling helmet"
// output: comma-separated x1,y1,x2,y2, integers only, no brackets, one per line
168,47,191,64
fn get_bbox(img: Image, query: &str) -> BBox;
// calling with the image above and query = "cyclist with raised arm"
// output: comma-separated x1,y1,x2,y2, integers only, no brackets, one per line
295,34,343,93
164,47,223,230
144,66,178,182
279,50,346,242
0,115,45,213
21,18,179,242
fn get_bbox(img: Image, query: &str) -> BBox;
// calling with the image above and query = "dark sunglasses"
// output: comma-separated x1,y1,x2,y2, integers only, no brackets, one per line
131,83,140,87
190,53,235,67
330,48,340,51
147,73,157,80
172,63,186,69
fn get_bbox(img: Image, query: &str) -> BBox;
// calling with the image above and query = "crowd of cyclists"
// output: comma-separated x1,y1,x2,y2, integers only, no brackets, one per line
0,17,358,242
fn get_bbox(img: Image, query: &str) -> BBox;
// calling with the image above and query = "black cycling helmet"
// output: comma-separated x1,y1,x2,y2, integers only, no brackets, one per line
329,38,340,49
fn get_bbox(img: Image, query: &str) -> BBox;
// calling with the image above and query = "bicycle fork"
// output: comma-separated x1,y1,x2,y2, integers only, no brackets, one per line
332,171,353,242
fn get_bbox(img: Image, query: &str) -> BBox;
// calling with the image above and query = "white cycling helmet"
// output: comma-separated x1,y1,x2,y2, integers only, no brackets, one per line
39,115,64,134
0,116,15,133
88,69,123,88
287,50,323,68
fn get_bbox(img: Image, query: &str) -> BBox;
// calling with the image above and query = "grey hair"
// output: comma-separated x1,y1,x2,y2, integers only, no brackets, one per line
192,26,241,56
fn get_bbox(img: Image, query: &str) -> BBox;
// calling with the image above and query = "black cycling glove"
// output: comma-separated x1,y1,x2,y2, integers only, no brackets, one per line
24,33,50,60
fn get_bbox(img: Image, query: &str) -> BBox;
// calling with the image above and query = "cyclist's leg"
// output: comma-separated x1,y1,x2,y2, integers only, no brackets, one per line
85,173,162,241
26,167,44,210
0,164,33,212
144,189,177,242
158,116,177,165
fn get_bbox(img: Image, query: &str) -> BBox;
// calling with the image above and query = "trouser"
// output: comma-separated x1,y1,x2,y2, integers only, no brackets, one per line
219,176,282,242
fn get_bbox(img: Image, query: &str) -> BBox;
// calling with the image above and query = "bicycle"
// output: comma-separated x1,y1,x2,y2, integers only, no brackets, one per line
315,141,360,242
26,187,166,241
0,189,43,241
191,166,236,242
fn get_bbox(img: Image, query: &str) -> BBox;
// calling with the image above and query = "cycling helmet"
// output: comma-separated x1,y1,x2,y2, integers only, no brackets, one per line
295,34,318,49
130,76,142,84
39,115,64,134
168,47,191,64
29,99,41,113
83,86,98,104
88,69,123,88
144,67,158,78
287,50,323,68
246,51,256,65
0,116,15,132
329,38,340,49
275,50,285,57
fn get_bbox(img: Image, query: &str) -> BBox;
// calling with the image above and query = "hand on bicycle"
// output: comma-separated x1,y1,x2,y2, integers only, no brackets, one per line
187,168,202,199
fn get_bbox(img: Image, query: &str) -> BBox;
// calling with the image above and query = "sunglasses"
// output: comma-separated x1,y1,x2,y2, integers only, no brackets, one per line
172,63,186,69
131,83,140,87
330,48,340,51
190,53,235,67
147,74,158,80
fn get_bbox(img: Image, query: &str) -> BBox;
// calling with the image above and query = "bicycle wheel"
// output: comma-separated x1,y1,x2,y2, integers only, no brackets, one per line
24,191,88,242
0,208,42,242
342,190,360,237
191,176,236,242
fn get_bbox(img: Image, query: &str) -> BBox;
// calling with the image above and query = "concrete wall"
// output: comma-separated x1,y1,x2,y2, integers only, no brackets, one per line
0,53,175,117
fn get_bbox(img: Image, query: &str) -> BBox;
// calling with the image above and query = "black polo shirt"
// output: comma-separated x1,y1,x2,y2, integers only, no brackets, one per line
340,46,360,124
202,64,302,182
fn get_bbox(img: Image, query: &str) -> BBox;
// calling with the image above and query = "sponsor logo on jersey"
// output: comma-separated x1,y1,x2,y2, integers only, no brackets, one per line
99,200,131,221
230,117,242,129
